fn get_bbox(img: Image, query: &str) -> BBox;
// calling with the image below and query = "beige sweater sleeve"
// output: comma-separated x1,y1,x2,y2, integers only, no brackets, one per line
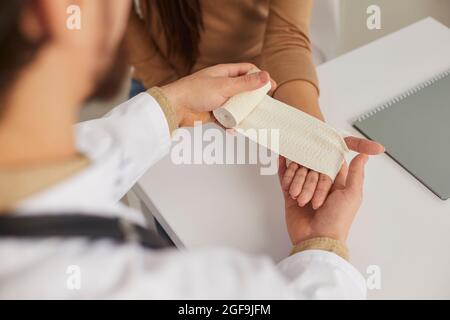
124,10,179,88
291,237,350,261
147,87,179,134
262,0,319,93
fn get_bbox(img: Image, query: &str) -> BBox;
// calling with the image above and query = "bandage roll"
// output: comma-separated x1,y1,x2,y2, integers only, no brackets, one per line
213,78,349,180
213,81,272,128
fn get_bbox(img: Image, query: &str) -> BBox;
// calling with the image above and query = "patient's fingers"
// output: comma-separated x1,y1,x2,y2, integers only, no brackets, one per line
297,171,319,207
311,174,333,209
344,136,385,155
289,166,308,199
278,156,287,183
282,162,299,191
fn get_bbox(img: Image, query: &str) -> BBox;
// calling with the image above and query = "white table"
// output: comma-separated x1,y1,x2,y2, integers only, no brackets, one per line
135,18,450,299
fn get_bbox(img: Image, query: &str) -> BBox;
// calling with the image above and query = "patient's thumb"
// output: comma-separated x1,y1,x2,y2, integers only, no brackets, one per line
346,154,369,192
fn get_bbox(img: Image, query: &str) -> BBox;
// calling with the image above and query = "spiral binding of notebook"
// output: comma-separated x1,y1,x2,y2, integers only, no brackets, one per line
355,68,450,123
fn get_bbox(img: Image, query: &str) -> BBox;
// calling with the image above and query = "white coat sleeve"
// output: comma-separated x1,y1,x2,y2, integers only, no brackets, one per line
0,241,366,300
164,249,367,300
277,250,367,299
75,93,171,200
74,246,367,300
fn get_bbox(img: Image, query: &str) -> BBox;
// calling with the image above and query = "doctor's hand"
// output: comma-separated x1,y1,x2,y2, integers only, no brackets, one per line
161,63,275,127
279,154,368,245
280,136,384,210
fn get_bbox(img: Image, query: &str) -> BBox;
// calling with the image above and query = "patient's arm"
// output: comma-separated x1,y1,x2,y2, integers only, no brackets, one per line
262,0,336,209
263,0,383,208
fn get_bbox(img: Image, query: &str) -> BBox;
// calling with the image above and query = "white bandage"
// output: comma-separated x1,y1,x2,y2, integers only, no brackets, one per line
213,80,349,180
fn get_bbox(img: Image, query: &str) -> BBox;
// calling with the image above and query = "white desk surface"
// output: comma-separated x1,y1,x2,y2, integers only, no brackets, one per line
136,18,450,299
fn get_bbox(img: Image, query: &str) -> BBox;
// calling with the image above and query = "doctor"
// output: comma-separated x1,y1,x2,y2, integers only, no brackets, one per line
0,0,381,299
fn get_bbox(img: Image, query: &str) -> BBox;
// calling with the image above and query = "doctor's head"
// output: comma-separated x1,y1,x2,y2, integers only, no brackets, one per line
0,0,132,106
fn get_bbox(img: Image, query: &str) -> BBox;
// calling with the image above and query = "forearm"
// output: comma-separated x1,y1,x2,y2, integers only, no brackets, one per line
273,80,325,121
263,0,322,121
76,93,172,200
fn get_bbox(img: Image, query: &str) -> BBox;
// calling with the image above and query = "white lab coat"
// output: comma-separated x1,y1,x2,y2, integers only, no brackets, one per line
0,93,367,299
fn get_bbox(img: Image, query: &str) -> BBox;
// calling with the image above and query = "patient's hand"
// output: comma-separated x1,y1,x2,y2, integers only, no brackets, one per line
279,153,369,244
280,137,384,209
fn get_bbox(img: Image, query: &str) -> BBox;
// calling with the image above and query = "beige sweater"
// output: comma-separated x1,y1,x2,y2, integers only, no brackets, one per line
125,0,318,92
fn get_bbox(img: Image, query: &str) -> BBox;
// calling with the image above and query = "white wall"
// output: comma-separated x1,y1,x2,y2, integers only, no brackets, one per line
339,0,450,54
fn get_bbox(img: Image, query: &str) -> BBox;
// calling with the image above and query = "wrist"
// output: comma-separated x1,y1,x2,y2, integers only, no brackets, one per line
274,80,325,121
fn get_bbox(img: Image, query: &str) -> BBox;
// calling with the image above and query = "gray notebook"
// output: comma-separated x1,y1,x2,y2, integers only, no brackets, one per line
354,69,450,200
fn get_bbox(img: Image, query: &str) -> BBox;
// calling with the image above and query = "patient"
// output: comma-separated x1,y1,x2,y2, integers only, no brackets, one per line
125,0,384,209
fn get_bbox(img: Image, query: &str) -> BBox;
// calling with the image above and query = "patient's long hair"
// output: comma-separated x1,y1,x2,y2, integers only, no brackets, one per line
141,0,203,70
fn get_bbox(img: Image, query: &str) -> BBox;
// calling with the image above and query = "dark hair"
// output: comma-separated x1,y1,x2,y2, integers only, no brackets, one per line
0,0,45,97
141,0,203,70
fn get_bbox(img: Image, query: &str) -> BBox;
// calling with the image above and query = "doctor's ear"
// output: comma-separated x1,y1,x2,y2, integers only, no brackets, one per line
21,0,80,43
21,0,98,49
19,1,47,44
